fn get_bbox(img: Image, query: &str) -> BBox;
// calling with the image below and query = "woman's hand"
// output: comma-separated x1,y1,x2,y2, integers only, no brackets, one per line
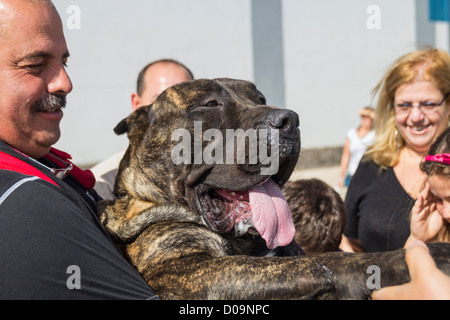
372,241,450,300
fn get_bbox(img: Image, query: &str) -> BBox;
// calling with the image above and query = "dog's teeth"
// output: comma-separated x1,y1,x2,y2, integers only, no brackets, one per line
231,192,236,197
239,195,244,200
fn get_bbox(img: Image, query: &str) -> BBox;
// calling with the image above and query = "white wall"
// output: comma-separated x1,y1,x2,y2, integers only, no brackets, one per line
53,0,254,165
51,0,430,166
283,0,416,149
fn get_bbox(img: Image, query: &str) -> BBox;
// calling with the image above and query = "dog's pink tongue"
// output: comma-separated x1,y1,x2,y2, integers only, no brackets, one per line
249,179,295,249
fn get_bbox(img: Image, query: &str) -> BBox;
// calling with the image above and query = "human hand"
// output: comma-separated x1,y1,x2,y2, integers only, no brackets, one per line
408,182,444,245
372,241,450,300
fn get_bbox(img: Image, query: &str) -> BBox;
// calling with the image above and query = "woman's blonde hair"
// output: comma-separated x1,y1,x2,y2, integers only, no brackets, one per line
366,49,450,168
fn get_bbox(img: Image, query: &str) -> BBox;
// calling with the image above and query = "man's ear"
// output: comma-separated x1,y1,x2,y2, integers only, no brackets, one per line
131,92,141,111
114,104,152,143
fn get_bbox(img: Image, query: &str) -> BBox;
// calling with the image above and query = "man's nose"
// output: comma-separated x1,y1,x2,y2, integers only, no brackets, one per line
47,64,73,96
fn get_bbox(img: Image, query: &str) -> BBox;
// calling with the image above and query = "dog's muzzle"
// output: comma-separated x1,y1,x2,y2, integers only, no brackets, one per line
262,109,299,140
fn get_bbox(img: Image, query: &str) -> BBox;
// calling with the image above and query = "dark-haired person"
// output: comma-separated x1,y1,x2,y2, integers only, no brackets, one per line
282,178,346,255
91,59,194,200
405,126,450,248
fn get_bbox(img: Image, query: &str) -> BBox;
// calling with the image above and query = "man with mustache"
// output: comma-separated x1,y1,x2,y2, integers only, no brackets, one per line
0,0,157,299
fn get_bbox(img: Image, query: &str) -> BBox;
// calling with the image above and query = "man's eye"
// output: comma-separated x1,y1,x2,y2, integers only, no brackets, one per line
25,64,44,72
396,102,412,107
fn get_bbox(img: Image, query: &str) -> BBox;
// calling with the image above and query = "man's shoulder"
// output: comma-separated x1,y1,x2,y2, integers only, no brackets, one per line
90,150,125,178
0,170,52,189
90,150,126,201
0,169,28,180
0,170,63,211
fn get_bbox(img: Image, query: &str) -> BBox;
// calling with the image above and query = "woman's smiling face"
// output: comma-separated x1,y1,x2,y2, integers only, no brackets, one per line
394,81,450,154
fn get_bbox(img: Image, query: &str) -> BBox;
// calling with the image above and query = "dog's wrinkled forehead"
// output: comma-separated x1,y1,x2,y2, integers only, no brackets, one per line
152,78,266,110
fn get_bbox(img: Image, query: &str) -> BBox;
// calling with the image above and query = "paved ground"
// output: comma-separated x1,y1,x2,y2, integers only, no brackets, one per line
289,165,347,199
290,165,339,186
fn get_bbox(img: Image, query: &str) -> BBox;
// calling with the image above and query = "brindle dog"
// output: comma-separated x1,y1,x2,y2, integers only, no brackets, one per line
98,78,450,300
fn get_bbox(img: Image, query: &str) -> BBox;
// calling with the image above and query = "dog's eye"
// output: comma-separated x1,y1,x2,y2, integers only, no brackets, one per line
204,100,219,107
194,98,223,110
256,91,266,105
259,96,266,105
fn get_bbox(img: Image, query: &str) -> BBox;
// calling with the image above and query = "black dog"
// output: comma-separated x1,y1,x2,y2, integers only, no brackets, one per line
98,78,450,299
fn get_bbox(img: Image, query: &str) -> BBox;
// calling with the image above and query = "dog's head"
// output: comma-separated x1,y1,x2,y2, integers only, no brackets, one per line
114,78,301,249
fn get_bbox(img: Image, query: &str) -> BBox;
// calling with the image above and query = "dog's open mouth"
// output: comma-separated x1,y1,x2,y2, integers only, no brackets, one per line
196,178,295,249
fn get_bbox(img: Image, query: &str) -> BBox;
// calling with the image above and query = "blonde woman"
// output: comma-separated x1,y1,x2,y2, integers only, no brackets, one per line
342,49,450,252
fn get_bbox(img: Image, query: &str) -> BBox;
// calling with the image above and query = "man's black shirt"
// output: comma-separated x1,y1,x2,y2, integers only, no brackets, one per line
0,142,157,299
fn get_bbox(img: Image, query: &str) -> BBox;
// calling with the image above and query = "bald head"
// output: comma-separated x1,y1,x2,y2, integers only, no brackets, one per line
131,60,194,110
0,0,55,15
0,0,56,34
25,0,55,7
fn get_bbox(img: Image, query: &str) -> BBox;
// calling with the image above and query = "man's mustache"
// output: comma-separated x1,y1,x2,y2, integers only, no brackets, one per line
31,94,66,113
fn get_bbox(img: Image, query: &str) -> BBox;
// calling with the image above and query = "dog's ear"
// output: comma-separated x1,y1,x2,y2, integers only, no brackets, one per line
114,105,152,141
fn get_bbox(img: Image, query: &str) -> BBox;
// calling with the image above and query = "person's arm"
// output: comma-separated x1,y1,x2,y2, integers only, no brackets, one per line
337,138,351,189
372,241,450,300
339,235,365,253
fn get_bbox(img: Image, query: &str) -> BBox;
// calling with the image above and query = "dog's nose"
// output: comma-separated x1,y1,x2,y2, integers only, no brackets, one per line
264,109,299,139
